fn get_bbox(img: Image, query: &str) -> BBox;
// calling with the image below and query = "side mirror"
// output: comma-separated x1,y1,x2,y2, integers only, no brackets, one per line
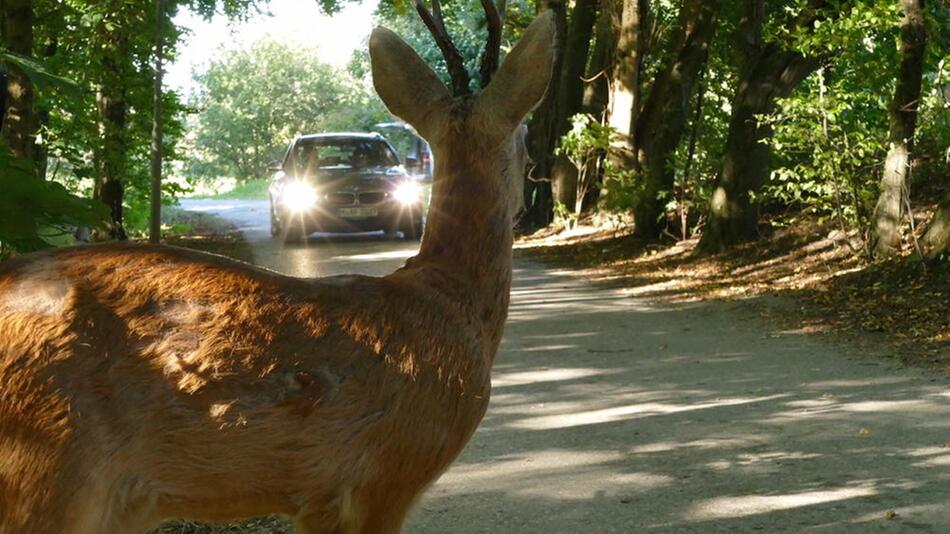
267,160,283,173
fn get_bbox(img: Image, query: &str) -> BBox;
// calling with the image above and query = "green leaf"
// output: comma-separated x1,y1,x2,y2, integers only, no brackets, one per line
0,49,82,101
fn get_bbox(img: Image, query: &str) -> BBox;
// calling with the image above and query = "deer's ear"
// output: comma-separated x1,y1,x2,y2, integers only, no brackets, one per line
477,10,556,133
370,26,451,138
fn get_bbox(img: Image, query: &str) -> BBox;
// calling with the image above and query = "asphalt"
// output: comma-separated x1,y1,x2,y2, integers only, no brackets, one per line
179,199,950,533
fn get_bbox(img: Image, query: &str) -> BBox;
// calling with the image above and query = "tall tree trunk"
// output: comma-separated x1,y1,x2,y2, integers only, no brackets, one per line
869,0,927,259
93,25,130,240
149,0,165,244
921,191,949,258
525,0,567,227
555,0,598,134
551,0,599,214
34,38,57,180
582,0,618,117
607,0,644,168
632,0,719,238
698,0,825,252
1,0,35,162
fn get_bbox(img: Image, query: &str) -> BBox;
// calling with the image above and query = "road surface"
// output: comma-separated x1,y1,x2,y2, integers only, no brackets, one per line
180,199,950,533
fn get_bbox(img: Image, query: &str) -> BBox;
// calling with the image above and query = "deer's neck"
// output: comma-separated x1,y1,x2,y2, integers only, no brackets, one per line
402,151,513,353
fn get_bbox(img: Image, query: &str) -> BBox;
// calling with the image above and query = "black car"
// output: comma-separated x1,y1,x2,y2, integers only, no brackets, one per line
268,133,425,242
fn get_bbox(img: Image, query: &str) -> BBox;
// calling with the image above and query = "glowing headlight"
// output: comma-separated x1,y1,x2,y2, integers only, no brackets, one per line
393,181,421,204
282,181,319,212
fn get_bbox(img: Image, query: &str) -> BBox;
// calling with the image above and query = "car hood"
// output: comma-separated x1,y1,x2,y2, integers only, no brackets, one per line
308,166,402,191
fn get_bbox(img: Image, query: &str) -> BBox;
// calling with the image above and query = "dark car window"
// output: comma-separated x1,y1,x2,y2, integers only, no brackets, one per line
290,138,399,178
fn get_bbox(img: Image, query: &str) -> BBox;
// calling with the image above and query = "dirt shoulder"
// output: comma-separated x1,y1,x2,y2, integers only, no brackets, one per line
160,206,255,263
515,221,949,373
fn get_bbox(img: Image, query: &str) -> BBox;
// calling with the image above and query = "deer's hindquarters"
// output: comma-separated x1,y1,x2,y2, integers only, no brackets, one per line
0,247,492,533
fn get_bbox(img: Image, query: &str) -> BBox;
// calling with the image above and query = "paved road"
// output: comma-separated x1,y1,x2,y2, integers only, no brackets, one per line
181,199,950,533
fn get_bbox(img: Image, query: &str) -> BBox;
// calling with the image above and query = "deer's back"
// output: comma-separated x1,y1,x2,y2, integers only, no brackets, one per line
0,243,490,531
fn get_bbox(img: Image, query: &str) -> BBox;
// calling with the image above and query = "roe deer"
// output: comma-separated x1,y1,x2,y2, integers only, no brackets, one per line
0,4,555,534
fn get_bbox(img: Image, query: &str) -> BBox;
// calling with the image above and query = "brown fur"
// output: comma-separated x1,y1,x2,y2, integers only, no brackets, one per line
0,13,554,534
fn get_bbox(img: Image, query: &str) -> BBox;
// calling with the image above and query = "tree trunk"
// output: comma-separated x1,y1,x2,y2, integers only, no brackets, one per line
149,0,165,244
93,21,130,240
607,0,644,167
921,191,949,258
698,0,823,252
582,0,618,117
524,0,567,227
1,0,34,162
555,0,598,134
632,0,719,238
869,0,927,259
34,38,56,180
550,0,598,216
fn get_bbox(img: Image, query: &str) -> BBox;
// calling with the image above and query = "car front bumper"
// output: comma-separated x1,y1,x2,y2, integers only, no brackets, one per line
276,199,422,233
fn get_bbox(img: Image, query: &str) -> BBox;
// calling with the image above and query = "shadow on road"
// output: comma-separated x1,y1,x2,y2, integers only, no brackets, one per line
407,267,950,533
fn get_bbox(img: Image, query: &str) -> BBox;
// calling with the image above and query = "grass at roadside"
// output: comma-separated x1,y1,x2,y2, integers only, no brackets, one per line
517,218,949,373
192,179,269,200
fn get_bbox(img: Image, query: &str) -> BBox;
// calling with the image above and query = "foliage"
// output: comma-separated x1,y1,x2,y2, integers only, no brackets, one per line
0,48,80,100
764,67,888,229
0,38,108,255
762,0,949,235
370,0,536,92
185,39,388,182
0,143,108,257
556,113,614,217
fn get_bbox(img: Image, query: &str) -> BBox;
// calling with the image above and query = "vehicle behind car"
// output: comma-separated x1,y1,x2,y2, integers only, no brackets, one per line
371,122,433,180
268,133,426,242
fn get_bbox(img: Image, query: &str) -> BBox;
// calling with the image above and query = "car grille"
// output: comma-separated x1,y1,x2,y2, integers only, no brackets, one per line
324,192,356,205
358,192,388,205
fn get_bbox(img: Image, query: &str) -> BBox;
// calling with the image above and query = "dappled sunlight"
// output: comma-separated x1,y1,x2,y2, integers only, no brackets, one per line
704,450,824,472
338,248,418,262
492,367,609,389
686,485,878,520
806,376,914,388
409,264,950,529
506,395,788,431
432,449,675,501
627,437,758,455
517,344,577,353
522,331,599,340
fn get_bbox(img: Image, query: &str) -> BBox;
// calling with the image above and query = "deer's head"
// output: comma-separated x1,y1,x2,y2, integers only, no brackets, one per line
370,3,555,222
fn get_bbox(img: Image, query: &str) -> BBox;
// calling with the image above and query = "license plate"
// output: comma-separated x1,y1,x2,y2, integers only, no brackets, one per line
338,207,378,219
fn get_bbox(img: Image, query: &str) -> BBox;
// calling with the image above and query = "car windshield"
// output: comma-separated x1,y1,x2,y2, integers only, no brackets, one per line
289,138,399,177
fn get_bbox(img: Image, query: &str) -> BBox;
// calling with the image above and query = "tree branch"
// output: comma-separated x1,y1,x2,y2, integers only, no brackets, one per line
478,0,504,88
415,0,471,95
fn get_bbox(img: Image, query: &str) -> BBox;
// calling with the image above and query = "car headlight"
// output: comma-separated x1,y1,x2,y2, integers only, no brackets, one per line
393,181,421,205
282,181,319,212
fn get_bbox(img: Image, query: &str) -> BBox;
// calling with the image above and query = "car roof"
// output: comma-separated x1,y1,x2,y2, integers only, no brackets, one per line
295,132,385,142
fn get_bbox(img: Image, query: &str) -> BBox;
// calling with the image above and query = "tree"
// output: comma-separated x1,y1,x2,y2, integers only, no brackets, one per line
187,39,387,182
868,0,928,259
90,0,137,239
150,0,167,244
921,192,949,258
550,0,599,212
607,0,644,170
632,0,719,238
525,0,567,227
582,0,619,118
1,0,35,161
698,0,833,252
